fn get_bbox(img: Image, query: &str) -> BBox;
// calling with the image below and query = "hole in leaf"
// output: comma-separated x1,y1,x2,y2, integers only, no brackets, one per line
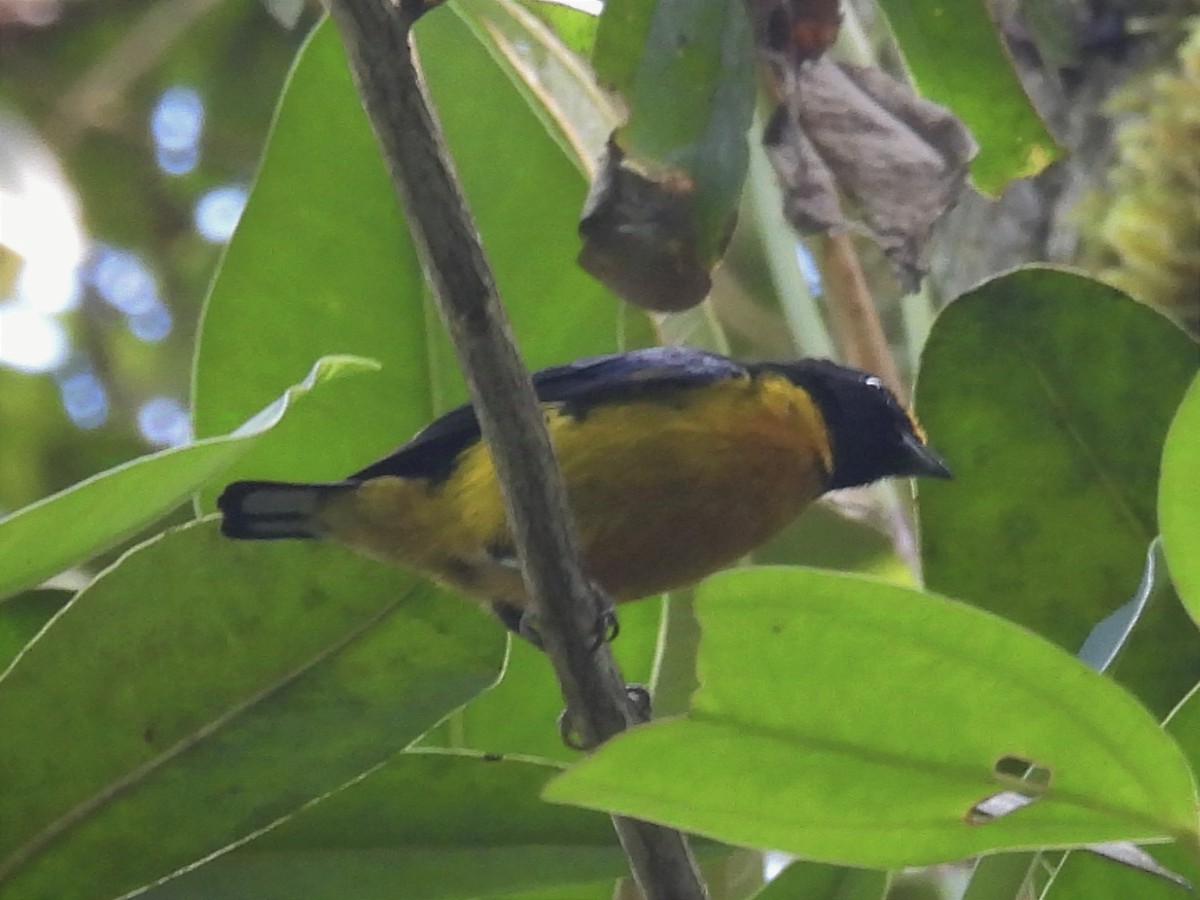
966,755,1053,825
993,754,1052,787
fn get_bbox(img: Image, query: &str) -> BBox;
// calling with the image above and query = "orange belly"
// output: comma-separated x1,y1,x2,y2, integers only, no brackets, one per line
316,372,833,608
567,428,827,600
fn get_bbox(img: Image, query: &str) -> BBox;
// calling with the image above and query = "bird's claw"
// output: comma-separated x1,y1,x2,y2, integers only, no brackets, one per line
558,708,586,751
625,683,652,722
517,610,545,650
591,606,619,651
558,683,652,751
517,604,618,653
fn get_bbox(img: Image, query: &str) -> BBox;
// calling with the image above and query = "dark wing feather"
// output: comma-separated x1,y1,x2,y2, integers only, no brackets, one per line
351,347,747,483
532,346,746,413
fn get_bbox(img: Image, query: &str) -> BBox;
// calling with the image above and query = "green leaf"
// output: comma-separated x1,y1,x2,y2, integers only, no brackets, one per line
752,861,888,900
628,0,754,256
519,0,599,60
875,0,1060,192
0,355,376,603
647,591,702,718
192,22,431,503
917,267,1200,716
0,591,69,672
194,9,628,509
962,852,1044,900
418,6,628,364
0,522,504,900
139,750,624,900
544,567,1198,868
1160,371,1200,617
1077,540,1169,674
454,0,616,170
592,0,756,265
491,883,618,900
592,0,651,94
1042,850,1193,900
1040,683,1200,899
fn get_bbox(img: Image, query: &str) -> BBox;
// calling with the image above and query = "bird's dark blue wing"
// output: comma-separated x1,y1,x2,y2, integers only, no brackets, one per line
350,347,747,483
532,346,747,413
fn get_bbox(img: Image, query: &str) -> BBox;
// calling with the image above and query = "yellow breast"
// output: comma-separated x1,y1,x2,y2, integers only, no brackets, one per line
553,372,832,599
316,372,833,608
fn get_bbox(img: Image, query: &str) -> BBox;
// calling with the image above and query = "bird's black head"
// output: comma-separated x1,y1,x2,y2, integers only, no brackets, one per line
755,359,952,490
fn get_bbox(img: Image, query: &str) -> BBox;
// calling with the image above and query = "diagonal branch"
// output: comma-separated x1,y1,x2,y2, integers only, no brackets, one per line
320,1,708,898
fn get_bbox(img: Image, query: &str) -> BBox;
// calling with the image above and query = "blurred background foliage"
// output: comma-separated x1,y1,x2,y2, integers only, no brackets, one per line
0,0,319,513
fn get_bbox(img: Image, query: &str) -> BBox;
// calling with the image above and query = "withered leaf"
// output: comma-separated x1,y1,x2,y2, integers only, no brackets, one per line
764,59,977,290
746,0,842,64
577,138,716,313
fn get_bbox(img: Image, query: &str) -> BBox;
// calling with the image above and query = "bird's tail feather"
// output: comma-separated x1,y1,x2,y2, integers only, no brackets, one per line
217,480,353,540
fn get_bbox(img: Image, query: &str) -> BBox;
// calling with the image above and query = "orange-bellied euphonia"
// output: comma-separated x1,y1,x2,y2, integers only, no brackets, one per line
218,347,949,636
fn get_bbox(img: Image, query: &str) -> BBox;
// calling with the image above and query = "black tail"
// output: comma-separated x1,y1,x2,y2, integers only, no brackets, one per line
217,480,354,540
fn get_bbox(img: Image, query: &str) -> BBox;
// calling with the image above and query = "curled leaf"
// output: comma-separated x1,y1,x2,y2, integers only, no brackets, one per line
578,139,716,312
764,59,977,290
580,0,756,312
746,0,842,65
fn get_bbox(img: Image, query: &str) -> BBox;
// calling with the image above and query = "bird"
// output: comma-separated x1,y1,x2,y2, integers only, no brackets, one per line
218,347,950,640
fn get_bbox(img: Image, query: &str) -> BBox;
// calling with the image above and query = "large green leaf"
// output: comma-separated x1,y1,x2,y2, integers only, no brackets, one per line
876,0,1059,192
609,0,754,211
962,545,1182,900
917,268,1200,716
0,355,375,603
193,7,628,508
752,861,888,900
0,522,504,900
1041,684,1200,899
962,852,1044,900
191,21,430,503
453,0,616,174
544,567,1198,867
592,0,650,94
418,6,629,367
519,0,599,60
1160,371,1200,618
139,750,625,900
0,591,69,671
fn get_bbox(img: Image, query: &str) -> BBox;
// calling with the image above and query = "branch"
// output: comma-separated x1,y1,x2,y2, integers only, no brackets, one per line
820,232,902,395
820,232,920,574
320,2,708,897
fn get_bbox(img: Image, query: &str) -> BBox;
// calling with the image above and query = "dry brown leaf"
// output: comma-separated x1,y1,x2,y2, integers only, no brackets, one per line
577,138,714,312
746,0,842,64
764,58,977,290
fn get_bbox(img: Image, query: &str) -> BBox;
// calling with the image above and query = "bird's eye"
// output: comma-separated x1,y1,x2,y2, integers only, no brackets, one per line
865,376,884,389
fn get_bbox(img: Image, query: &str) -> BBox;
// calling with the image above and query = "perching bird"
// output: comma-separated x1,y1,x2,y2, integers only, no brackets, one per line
218,347,950,637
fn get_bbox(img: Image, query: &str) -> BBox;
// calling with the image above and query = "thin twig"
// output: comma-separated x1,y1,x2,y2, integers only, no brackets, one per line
46,0,224,148
320,1,708,898
820,232,920,575
820,231,902,394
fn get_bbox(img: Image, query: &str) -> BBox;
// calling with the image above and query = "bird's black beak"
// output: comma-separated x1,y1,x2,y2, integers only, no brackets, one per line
900,432,953,480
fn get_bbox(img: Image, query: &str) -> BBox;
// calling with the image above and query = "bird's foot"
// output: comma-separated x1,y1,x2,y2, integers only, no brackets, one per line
592,605,620,650
558,683,652,751
500,600,618,653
